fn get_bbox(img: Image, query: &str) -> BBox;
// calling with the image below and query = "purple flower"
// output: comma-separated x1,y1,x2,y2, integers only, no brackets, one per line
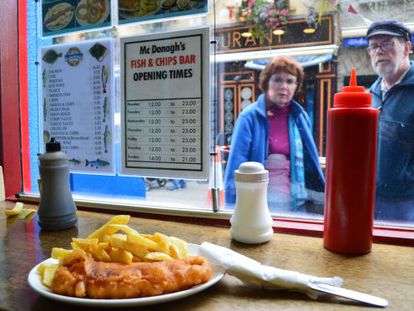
248,0,255,11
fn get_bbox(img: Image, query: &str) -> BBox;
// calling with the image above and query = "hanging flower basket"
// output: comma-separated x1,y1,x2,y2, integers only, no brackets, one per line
240,0,289,44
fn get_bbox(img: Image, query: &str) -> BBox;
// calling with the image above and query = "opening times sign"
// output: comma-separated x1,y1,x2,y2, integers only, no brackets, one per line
121,28,209,179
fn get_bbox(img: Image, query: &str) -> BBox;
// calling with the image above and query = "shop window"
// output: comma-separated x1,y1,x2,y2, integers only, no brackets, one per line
13,1,414,235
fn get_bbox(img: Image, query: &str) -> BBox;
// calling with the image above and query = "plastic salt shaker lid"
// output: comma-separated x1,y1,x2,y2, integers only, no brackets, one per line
235,162,269,183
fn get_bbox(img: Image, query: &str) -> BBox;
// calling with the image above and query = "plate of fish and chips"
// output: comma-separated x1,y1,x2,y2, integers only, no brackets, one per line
44,2,75,31
119,0,161,19
75,0,110,26
28,215,224,306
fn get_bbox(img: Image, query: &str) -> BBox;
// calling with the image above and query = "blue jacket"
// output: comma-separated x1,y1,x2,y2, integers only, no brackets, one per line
224,94,325,204
369,62,414,199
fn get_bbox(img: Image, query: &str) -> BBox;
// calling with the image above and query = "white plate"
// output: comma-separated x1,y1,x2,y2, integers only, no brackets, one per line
119,0,161,20
44,2,75,31
75,0,110,26
28,244,224,307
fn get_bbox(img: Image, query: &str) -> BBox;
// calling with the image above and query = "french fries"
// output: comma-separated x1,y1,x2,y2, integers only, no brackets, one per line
108,247,133,264
144,252,174,261
4,202,36,219
51,248,72,261
4,202,24,216
87,215,131,241
17,208,37,219
38,215,191,287
37,263,59,287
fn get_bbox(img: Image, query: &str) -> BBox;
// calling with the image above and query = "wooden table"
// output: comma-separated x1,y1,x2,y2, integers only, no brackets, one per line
1,201,413,311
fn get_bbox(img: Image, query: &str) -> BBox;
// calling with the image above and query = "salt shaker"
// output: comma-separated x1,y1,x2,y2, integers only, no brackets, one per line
230,162,274,244
38,138,77,231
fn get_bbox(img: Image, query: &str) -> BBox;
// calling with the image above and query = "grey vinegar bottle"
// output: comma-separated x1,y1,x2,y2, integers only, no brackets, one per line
38,138,77,231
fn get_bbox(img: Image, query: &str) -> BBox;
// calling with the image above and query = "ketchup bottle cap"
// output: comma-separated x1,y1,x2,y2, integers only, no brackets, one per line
334,68,372,108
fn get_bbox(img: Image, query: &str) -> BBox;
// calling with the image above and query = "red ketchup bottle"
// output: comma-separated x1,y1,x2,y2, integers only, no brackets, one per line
323,68,378,255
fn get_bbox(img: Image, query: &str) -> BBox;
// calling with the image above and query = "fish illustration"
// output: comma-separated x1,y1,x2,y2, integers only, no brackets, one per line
103,96,109,123
42,69,48,88
69,158,81,165
89,43,108,62
42,49,62,64
103,125,111,153
101,65,108,93
85,158,110,168
43,98,47,122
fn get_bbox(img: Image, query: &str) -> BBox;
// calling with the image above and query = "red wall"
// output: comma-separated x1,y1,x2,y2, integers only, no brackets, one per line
0,0,26,197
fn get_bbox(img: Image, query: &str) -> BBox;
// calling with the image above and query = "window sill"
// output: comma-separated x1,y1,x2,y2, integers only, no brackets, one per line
273,218,414,246
16,193,414,246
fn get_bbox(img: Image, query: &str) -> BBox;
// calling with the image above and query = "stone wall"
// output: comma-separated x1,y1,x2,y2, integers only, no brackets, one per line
336,47,376,90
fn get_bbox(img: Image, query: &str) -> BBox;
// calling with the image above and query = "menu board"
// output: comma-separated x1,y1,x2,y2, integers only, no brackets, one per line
120,28,209,179
41,39,115,173
41,0,111,37
118,0,208,25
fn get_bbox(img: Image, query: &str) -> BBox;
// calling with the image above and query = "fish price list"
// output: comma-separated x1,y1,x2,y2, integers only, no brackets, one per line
126,98,202,170
41,39,114,173
91,64,104,155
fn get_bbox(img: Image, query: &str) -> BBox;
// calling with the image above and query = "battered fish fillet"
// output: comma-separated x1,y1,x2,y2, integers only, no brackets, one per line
51,250,212,299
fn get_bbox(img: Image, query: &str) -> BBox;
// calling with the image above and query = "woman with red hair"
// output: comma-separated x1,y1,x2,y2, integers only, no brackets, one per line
224,56,324,212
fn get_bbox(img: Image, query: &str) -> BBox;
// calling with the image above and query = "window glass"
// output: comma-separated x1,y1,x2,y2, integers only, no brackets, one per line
22,1,414,227
28,1,223,212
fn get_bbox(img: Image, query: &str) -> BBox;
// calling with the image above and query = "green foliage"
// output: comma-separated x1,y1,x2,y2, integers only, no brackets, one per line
240,0,289,44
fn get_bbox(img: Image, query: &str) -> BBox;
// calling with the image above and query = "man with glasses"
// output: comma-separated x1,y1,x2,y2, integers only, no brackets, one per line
367,20,414,221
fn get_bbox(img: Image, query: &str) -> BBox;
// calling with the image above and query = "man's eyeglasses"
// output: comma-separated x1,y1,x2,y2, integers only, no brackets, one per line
366,41,395,54
270,76,297,86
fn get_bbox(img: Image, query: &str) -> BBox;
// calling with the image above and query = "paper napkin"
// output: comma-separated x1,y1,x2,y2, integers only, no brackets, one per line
199,242,343,299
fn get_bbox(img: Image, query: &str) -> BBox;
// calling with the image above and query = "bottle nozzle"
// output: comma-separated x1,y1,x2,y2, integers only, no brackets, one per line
334,68,372,108
349,67,357,87
341,67,365,93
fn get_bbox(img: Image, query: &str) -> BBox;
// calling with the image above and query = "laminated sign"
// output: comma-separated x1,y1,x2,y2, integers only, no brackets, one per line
120,28,210,179
41,39,115,174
